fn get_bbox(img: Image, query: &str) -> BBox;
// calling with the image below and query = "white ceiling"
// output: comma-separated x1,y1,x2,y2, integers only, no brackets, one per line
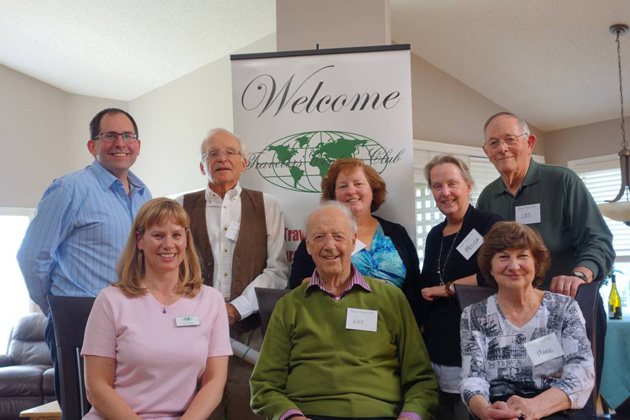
0,0,276,101
1,0,629,132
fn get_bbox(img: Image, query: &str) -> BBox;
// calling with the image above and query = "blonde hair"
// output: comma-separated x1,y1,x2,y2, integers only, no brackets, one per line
115,198,202,298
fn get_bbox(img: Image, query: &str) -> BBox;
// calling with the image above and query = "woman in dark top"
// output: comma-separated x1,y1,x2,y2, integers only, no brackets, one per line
419,155,502,420
289,158,420,305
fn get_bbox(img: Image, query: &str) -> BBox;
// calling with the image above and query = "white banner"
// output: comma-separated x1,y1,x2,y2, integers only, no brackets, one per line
231,46,414,263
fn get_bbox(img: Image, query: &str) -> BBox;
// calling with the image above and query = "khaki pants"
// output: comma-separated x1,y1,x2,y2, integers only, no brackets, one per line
210,327,263,420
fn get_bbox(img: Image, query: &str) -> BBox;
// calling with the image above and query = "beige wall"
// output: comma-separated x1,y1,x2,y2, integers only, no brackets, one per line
544,116,628,166
277,0,390,51
66,94,129,169
0,35,275,208
410,52,546,156
130,34,277,198
0,65,126,208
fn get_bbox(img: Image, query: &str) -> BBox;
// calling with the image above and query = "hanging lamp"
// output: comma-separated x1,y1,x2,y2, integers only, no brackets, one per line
599,24,630,226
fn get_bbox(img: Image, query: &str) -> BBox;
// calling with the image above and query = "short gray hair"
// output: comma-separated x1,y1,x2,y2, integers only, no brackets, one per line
306,201,358,237
483,112,530,141
424,154,474,187
199,128,246,159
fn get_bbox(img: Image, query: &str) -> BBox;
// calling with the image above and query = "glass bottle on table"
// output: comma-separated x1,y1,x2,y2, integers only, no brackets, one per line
609,274,622,320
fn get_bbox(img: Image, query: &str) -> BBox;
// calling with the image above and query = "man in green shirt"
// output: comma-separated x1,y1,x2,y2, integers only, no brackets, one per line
477,112,614,293
476,112,614,407
250,202,438,420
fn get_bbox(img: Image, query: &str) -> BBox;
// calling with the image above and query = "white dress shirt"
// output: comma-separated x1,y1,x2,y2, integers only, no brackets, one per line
177,183,288,319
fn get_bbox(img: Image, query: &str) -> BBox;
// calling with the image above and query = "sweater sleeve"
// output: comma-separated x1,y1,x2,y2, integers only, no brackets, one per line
564,171,615,281
289,240,315,289
250,298,300,420
397,293,439,418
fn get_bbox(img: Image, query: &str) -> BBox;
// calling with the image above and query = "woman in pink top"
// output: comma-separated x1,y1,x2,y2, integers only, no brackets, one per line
82,198,232,420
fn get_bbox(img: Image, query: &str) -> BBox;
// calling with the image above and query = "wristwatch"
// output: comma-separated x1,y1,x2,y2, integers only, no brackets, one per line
445,281,456,297
572,271,588,282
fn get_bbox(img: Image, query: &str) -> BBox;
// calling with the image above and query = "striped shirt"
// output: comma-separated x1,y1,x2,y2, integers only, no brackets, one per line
306,264,372,299
281,265,422,420
17,161,151,314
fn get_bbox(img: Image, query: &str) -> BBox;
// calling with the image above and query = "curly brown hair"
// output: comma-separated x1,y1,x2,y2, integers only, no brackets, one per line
477,221,551,288
320,158,387,212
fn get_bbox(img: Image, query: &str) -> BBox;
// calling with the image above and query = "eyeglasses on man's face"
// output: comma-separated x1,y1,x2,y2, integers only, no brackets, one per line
202,148,242,161
484,132,529,151
94,132,138,143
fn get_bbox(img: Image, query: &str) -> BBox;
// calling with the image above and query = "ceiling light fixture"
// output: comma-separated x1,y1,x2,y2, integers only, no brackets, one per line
599,24,630,226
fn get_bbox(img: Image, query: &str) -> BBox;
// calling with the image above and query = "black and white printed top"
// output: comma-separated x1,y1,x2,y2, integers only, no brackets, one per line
459,292,595,409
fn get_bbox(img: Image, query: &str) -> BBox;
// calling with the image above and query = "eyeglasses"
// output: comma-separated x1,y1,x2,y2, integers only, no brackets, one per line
484,133,528,150
202,148,242,160
94,132,138,143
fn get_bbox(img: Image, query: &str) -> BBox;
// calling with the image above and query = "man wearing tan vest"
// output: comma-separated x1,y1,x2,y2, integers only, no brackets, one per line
177,128,288,420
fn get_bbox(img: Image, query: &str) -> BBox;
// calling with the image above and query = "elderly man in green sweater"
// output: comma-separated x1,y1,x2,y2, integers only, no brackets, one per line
250,201,438,420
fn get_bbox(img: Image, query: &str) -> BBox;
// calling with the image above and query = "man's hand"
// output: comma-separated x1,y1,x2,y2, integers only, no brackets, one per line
226,303,241,327
550,267,592,298
549,275,584,298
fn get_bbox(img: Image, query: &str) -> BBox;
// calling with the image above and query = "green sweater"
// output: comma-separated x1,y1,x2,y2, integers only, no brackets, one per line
250,278,438,420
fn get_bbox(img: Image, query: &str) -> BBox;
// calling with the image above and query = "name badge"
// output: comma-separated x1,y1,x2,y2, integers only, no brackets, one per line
456,229,483,260
524,333,564,366
225,221,240,241
345,308,378,332
515,204,541,225
175,316,200,327
352,239,367,256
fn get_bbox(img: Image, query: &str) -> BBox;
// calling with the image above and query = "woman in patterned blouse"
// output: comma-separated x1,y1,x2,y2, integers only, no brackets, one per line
460,222,595,420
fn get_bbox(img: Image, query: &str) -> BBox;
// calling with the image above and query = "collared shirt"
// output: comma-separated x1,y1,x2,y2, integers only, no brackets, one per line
281,265,421,420
176,183,288,319
477,158,614,284
17,160,151,314
306,264,372,300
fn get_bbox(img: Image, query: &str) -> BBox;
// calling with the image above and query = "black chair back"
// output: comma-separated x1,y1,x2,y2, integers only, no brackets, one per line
48,296,95,419
454,284,496,312
573,282,602,412
255,288,290,338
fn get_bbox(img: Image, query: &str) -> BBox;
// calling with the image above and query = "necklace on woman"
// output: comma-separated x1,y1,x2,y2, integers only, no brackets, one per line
437,230,460,285
146,285,178,314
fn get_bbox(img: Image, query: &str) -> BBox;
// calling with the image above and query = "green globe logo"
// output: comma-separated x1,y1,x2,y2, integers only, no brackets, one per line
250,131,389,193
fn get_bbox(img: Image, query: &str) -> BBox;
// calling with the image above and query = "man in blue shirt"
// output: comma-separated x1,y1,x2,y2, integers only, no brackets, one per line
17,108,152,399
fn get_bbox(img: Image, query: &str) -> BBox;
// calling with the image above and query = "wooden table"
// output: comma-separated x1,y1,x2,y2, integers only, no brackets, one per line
19,401,61,420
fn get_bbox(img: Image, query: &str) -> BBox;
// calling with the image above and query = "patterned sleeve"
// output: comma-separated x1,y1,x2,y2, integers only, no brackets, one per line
552,299,595,408
459,303,491,406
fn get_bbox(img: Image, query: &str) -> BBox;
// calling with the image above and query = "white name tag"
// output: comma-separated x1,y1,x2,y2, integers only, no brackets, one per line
524,333,564,366
352,239,367,255
345,308,378,332
515,204,541,225
175,316,200,327
456,229,483,260
225,221,240,241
